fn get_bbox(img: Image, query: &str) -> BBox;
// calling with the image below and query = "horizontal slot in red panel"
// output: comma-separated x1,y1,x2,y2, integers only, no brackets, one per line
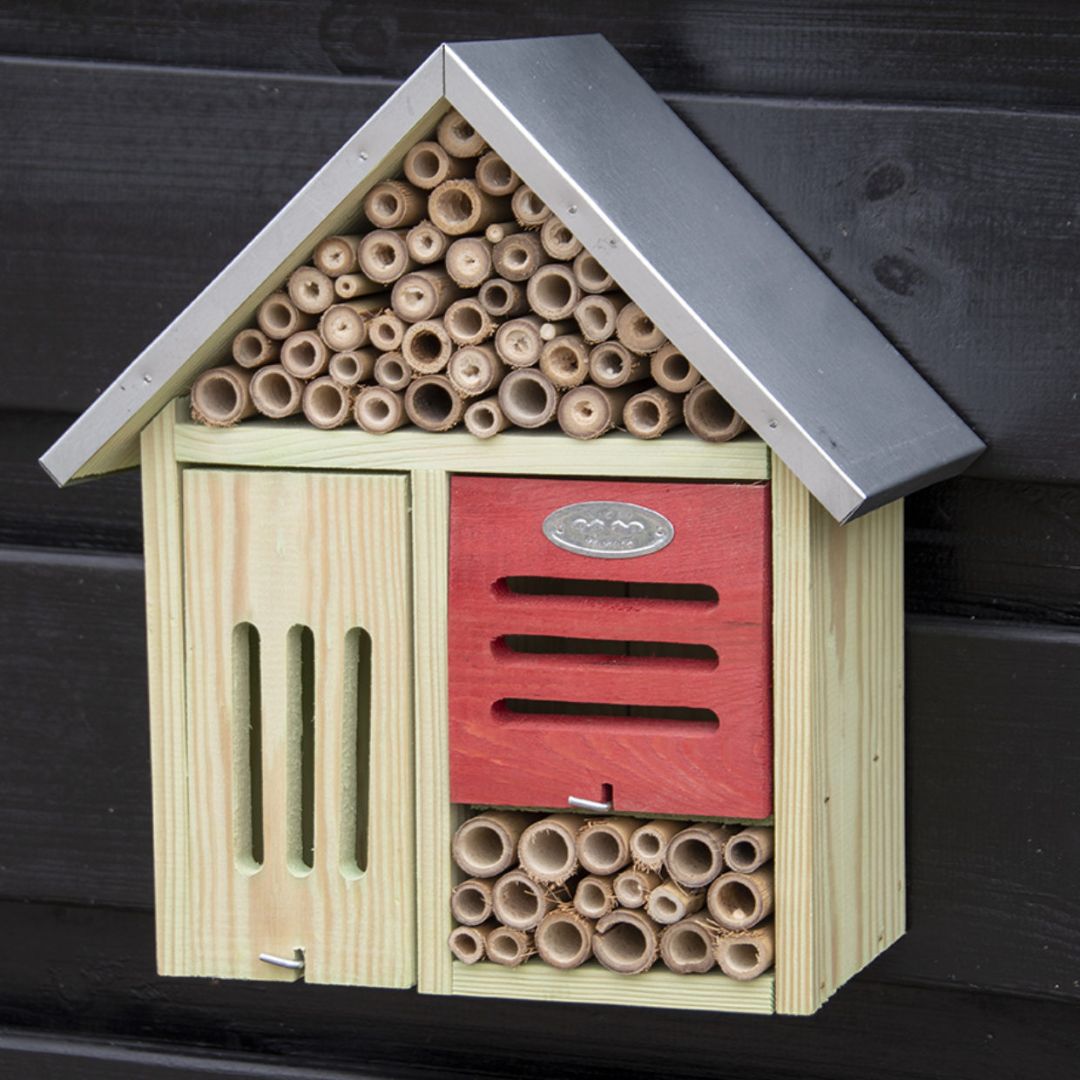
498,577,719,605
495,635,718,670
495,698,719,734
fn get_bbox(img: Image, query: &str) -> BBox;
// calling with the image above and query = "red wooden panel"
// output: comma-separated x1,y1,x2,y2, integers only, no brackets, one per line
448,476,772,819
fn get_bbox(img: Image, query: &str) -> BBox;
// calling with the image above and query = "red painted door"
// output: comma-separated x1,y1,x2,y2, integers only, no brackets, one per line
447,476,772,819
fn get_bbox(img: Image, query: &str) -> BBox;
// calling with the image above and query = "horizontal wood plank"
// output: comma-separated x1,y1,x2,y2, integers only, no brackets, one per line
5,59,1080,481
1,4,1079,107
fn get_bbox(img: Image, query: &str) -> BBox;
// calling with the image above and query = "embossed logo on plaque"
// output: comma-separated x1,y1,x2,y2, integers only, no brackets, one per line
542,501,675,559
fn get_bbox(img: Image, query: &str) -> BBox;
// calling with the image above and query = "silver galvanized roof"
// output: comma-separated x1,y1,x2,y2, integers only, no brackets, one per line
42,34,983,521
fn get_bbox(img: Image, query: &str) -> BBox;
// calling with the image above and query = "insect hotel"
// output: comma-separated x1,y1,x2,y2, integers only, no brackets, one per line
41,35,984,1015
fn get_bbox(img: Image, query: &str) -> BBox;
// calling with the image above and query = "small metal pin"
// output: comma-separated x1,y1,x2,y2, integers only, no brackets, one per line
568,795,613,813
259,951,305,971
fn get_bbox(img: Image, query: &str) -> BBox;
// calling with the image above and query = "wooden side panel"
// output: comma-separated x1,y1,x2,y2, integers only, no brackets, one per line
773,457,905,1014
139,400,190,973
181,468,414,986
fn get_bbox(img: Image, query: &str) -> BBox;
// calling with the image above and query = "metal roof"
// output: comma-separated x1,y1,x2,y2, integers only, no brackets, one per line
41,34,983,521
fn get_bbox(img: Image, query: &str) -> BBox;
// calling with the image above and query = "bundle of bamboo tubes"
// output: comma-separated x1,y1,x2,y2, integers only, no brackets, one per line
189,111,748,443
447,810,775,979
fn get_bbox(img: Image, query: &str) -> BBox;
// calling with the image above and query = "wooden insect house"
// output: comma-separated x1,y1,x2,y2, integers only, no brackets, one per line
42,36,984,1016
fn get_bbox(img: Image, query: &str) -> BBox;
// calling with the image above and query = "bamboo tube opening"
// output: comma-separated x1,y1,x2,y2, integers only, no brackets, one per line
486,926,532,967
392,271,461,323
627,397,660,434
512,185,550,227
450,879,493,926
518,815,580,884
725,828,774,873
588,342,649,388
498,369,558,429
354,386,406,433
406,221,449,264
683,382,748,443
475,151,519,196
364,179,424,229
232,328,278,369
573,250,614,293
715,924,774,980
493,232,546,282
540,215,583,260
449,344,504,397
707,868,774,930
629,820,685,872
574,297,616,343
494,317,543,368
445,299,493,345
302,377,351,429
313,234,361,277
593,910,658,975
319,304,370,352
368,312,405,351
404,375,463,431
527,264,580,320
536,912,592,970
463,396,508,439
328,348,375,387
665,825,730,888
651,343,701,393
429,180,507,236
257,293,311,340
250,365,302,418
479,278,527,318
574,876,616,919
452,813,530,878
577,818,635,875
625,386,683,439
646,880,704,925
402,320,453,373
448,924,489,965
191,366,253,426
404,142,466,190
616,303,666,354
446,237,493,289
374,352,411,392
492,871,551,931
281,331,329,379
359,231,411,283
728,942,761,973
334,273,380,299
288,266,336,314
613,868,659,909
540,337,589,389
660,919,716,974
437,110,486,157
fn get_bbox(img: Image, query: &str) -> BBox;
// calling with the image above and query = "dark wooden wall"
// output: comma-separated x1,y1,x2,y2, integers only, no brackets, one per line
2,4,1079,1076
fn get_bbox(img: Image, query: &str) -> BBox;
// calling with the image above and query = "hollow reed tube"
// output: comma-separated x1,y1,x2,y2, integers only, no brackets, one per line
707,868,775,931
494,316,545,368
428,180,510,237
486,926,534,968
511,184,551,227
526,264,581,321
436,109,487,157
334,272,382,299
280,330,329,379
683,382,749,443
404,374,464,431
363,179,426,229
401,319,454,375
391,270,464,323
328,348,376,388
646,880,705,925
404,141,470,190
492,231,548,282
450,878,494,926
287,266,337,314
613,867,661,910
445,298,496,346
588,341,651,388
302,376,352,430
318,298,384,352
445,236,494,289
479,278,529,318
313,234,363,277
475,150,521,196
463,395,509,439
498,368,559,430
539,335,590,389
664,824,734,888
358,229,414,284
518,814,583,886
572,875,618,921
557,384,632,440
660,917,717,975
406,220,449,265
592,909,659,976
574,293,629,344
232,328,279,369
451,812,535,878
190,366,256,427
629,820,686,873
715,921,775,981
367,311,406,352
540,215,583,260
573,249,614,294
725,827,774,873
624,386,685,439
484,221,519,244
615,302,667,354
576,817,636,876
448,344,506,398
374,351,412,392
492,870,555,931
250,364,304,419
650,342,702,393
257,292,315,341
535,910,594,971
353,386,407,434
448,921,497,966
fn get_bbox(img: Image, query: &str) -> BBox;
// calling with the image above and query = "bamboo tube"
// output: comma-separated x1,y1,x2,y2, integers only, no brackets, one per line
518,814,583,886
445,298,496,346
651,342,702,393
557,384,632,440
405,220,449,265
615,302,666,354
625,386,685,439
404,374,464,431
573,250,614,294
401,318,454,374
428,180,511,238
498,368,559,430
463,395,509,439
492,231,548,282
232,328,279,369
392,270,463,323
613,867,661,910
526,264,581,320
280,330,330,379
249,364,303,419
540,215,583,260
630,820,685,873
486,926,534,968
353,386,407,434
450,878,494,926
492,870,555,931
367,312,406,352
660,917,717,975
451,812,535,878
479,278,529,318
664,824,734,888
302,376,352,429
287,266,336,314
707,868,775,931
257,292,315,340
592,909,660,976
539,335,589,389
475,150,520,196
512,184,551,227
404,141,470,190
535,910,593,970
485,221,519,244
328,348,376,388
646,880,705,925
725,827,774,874
539,319,576,342
363,179,426,229
494,316,544,368
576,817,636,876
448,921,497,966
448,344,505,398
318,298,384,352
358,229,414,284
588,341,651,388
574,293,629,344
683,382,749,443
334,272,382,299
715,921,775,981
436,109,487,157
313,234,362,277
190,365,255,427
374,351,411,392
445,236,494,289
572,875,617,920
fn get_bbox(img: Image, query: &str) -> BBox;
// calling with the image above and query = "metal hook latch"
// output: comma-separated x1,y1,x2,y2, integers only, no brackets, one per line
568,795,613,813
259,951,305,971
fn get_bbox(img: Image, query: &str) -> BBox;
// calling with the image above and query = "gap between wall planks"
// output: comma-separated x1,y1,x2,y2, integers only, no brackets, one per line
772,459,906,1014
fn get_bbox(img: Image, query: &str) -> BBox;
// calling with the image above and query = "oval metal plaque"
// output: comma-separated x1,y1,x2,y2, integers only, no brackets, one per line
542,501,675,559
